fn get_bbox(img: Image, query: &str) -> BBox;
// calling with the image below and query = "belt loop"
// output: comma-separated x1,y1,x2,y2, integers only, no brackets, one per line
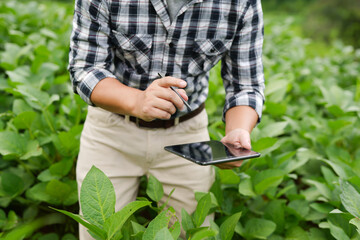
174,117,180,126
124,115,130,123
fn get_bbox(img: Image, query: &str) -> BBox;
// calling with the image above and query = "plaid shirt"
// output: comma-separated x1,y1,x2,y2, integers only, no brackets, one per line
69,0,265,120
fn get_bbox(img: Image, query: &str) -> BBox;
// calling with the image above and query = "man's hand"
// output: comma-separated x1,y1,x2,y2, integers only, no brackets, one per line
134,76,188,121
215,128,251,169
90,77,188,120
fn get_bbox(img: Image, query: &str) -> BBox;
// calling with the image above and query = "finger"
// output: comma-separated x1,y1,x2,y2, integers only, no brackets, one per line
153,97,177,116
238,133,251,150
155,87,185,110
176,89,189,101
157,76,187,89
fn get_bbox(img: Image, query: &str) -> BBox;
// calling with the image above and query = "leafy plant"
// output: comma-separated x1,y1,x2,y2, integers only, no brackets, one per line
1,0,360,239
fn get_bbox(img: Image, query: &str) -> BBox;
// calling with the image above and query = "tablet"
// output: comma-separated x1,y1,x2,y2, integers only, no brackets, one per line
164,140,261,165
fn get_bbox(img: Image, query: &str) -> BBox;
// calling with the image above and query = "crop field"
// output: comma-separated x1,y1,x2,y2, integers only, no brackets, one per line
0,0,359,239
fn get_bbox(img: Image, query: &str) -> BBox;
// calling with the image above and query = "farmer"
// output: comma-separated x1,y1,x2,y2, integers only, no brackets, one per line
69,0,265,238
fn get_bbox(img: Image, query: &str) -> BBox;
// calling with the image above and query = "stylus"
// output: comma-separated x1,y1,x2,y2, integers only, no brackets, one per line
158,73,192,111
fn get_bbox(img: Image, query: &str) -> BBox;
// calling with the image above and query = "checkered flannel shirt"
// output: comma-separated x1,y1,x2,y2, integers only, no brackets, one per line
69,0,265,120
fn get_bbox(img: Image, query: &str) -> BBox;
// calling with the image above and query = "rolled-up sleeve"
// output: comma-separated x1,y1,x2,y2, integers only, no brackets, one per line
68,0,117,105
221,0,265,122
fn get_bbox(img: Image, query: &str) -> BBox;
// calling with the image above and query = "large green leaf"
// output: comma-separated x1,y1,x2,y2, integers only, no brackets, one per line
193,193,212,227
340,180,360,218
191,228,217,240
146,175,164,202
103,201,151,239
219,169,240,184
2,214,65,240
244,218,276,239
12,111,37,130
0,131,42,160
50,208,106,239
14,85,59,110
253,169,285,194
154,227,174,240
219,212,242,240
238,178,255,197
142,210,172,240
1,171,24,197
349,218,360,235
80,166,116,228
181,208,195,232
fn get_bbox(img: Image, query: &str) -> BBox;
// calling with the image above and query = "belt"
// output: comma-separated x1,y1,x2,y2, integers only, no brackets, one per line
119,103,205,129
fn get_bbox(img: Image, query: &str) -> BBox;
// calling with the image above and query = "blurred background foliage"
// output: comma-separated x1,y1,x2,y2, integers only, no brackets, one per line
0,0,359,239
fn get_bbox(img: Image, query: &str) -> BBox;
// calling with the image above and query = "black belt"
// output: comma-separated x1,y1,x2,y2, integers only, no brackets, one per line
119,103,205,129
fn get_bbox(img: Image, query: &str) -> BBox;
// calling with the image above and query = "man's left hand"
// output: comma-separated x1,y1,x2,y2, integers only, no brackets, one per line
216,128,251,169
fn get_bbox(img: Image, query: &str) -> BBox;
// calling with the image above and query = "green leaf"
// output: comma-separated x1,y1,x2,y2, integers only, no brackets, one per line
154,227,174,240
191,228,217,240
252,137,277,152
80,166,116,228
340,180,360,218
0,131,42,160
131,220,146,235
285,226,310,240
0,209,6,229
45,180,72,203
170,221,181,240
51,126,82,158
0,43,21,70
193,193,212,227
146,175,164,202
12,111,37,130
238,178,255,197
327,220,351,240
321,159,355,179
61,233,78,240
38,233,59,240
50,208,106,239
181,208,195,232
14,85,59,110
1,171,24,197
349,218,360,235
244,218,276,239
2,214,65,240
304,179,332,200
260,121,288,138
143,210,172,240
219,169,240,184
49,158,74,177
104,201,151,239
253,169,285,194
264,200,285,233
195,192,218,208
287,200,310,219
219,212,242,240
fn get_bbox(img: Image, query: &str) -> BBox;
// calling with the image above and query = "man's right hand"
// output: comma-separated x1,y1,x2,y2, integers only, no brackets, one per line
133,76,188,121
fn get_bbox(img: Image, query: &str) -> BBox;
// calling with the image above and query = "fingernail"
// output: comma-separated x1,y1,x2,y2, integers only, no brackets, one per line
179,81,186,88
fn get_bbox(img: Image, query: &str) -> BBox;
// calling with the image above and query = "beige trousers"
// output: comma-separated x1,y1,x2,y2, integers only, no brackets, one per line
76,106,215,239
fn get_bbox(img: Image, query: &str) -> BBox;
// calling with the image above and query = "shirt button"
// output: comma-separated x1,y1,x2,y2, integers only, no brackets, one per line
169,42,174,48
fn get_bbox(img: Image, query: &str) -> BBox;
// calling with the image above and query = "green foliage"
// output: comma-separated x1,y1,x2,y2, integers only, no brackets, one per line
0,0,87,237
303,0,360,48
1,0,360,239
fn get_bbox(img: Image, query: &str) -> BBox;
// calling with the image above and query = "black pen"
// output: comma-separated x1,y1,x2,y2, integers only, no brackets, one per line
158,73,192,111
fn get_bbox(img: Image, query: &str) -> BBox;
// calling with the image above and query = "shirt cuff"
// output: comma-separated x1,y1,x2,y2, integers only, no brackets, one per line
223,90,264,123
73,68,117,106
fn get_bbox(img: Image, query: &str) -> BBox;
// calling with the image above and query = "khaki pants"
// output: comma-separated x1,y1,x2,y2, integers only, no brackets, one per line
76,106,215,239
